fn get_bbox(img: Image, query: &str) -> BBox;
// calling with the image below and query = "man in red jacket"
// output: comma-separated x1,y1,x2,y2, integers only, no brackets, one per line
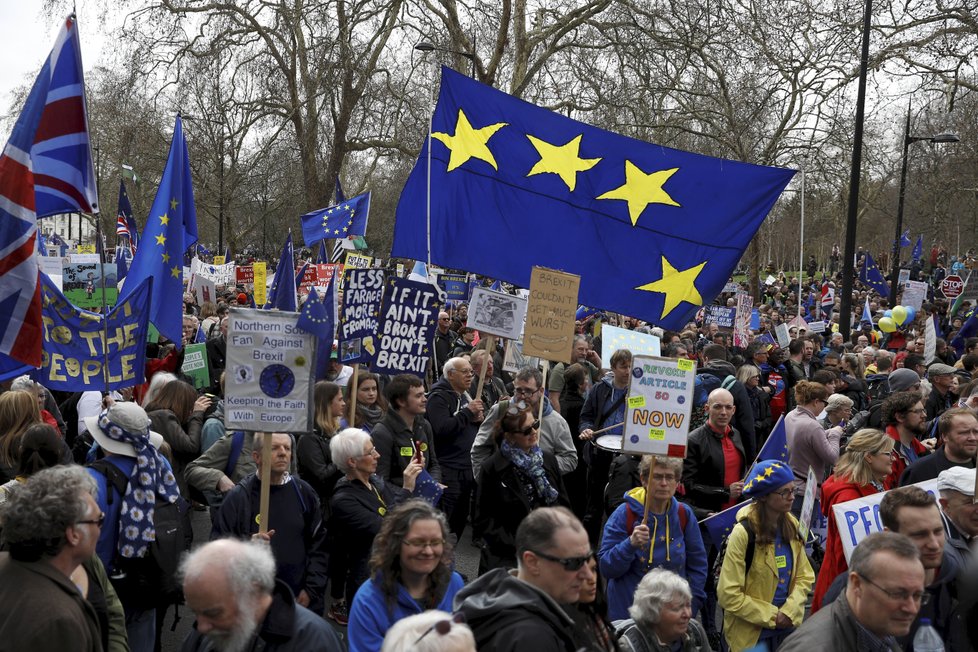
881,391,932,489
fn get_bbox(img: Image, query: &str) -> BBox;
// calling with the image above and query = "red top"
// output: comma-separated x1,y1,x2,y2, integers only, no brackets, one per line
883,424,930,489
711,422,743,509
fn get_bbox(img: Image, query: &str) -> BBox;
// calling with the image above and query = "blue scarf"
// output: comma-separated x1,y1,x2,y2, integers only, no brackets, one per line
500,439,558,506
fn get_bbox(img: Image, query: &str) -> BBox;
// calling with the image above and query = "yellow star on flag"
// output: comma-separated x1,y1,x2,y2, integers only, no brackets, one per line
155,234,166,246
525,134,601,192
432,109,508,172
597,161,680,226
636,256,706,319
159,213,169,226
170,198,178,210
161,252,170,263
170,265,181,278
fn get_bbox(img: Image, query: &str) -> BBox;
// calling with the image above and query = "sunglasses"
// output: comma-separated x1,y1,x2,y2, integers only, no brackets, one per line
510,420,540,437
528,548,594,571
414,612,466,645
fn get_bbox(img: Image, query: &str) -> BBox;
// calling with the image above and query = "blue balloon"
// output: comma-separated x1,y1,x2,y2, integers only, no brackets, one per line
883,310,892,318
905,306,917,323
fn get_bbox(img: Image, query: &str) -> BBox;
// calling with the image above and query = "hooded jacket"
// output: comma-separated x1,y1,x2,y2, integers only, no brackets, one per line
426,376,480,471
453,568,579,652
698,360,757,460
598,490,707,620
370,410,440,486
811,474,880,612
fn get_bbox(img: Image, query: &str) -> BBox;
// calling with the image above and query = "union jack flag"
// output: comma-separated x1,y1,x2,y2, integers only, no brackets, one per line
116,179,137,255
116,214,130,238
820,274,834,321
0,16,97,367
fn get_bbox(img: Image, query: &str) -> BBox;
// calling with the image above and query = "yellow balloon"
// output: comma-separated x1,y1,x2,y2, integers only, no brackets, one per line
892,305,908,325
879,316,897,333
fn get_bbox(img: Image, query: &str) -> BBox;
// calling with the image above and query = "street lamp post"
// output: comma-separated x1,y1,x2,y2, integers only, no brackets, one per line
888,104,959,306
414,41,477,78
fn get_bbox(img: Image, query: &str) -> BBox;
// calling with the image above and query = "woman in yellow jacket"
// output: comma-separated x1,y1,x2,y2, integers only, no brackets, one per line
717,460,814,651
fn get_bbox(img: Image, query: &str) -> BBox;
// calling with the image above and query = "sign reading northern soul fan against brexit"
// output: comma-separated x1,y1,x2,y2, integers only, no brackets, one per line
373,278,440,377
338,268,385,365
621,354,695,457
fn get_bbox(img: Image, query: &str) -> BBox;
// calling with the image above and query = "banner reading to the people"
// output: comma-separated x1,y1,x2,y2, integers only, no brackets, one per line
225,308,316,432
337,268,385,365
373,278,440,377
621,354,695,458
34,274,151,390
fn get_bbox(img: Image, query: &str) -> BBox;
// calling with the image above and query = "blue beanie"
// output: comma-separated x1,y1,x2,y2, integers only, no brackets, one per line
742,460,795,499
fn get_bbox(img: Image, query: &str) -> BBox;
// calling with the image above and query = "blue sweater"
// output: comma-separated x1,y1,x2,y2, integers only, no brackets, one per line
347,571,464,652
598,490,707,621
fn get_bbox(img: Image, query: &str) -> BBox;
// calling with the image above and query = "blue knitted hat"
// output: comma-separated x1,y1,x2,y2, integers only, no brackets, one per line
742,460,795,499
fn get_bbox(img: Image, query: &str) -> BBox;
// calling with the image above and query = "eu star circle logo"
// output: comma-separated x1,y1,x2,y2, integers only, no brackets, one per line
632,366,644,379
260,364,295,398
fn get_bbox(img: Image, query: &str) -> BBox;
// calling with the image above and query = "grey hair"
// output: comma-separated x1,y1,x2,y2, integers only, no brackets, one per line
848,531,920,581
825,393,854,413
443,356,466,377
515,366,543,388
330,428,372,472
9,376,37,393
628,568,692,628
141,371,177,407
381,610,475,652
181,538,276,597
0,465,96,561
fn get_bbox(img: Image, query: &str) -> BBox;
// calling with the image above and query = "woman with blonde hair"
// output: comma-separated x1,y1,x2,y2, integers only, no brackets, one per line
810,428,894,611
0,390,42,482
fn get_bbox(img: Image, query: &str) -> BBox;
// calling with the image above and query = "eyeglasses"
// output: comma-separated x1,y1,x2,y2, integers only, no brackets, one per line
906,408,927,415
857,573,931,605
76,512,106,528
773,488,794,499
510,420,540,437
360,446,378,457
651,473,677,483
402,538,446,549
513,387,540,398
414,612,466,645
528,549,595,571
454,368,474,376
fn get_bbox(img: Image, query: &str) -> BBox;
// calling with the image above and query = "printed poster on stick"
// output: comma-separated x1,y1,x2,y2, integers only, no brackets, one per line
733,293,752,348
225,308,316,432
522,267,579,363
467,287,527,340
373,278,441,377
338,268,385,365
621,354,695,457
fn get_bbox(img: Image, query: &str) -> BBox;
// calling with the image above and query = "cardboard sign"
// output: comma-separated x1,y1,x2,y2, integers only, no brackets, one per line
621,355,695,457
338,268,385,365
503,340,540,374
213,255,226,265
832,478,938,562
253,262,267,306
77,244,96,254
181,342,211,390
225,308,316,432
373,278,440,377
468,287,528,340
344,252,373,269
600,325,661,368
62,262,119,308
190,274,217,306
902,280,928,311
704,305,736,328
522,267,579,363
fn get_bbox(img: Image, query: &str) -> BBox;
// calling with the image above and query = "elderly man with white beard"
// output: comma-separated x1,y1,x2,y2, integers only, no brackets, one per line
180,539,342,652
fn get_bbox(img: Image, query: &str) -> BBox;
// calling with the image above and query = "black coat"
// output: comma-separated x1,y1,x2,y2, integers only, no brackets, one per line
370,411,441,486
681,423,746,520
474,449,569,571
295,430,344,519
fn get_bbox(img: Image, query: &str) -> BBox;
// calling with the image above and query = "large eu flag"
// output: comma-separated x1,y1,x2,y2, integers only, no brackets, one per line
392,67,795,329
125,115,198,345
299,191,371,247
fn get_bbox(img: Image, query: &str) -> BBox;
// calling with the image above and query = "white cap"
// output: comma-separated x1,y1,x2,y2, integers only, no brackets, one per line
936,466,976,496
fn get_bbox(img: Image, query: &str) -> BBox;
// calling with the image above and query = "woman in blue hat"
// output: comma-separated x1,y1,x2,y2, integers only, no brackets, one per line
717,459,814,651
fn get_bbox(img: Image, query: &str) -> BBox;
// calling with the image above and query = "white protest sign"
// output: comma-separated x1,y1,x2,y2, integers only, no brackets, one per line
775,323,790,349
798,466,818,541
621,354,695,457
765,275,777,286
898,269,911,286
225,308,316,432
902,280,928,311
40,256,65,277
832,478,939,562
807,320,826,334
503,340,540,374
467,287,527,340
191,257,235,286
190,274,217,306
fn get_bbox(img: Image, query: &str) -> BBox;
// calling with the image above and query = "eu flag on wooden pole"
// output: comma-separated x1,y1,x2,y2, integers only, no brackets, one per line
392,67,795,329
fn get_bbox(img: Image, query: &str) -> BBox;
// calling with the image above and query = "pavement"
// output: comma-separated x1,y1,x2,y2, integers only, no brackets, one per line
160,505,483,651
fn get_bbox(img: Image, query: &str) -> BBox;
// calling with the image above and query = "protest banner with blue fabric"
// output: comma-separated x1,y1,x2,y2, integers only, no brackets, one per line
951,311,978,357
859,251,890,297
295,279,336,381
337,268,384,366
899,229,912,248
576,305,601,321
299,191,371,247
861,296,873,325
912,235,923,261
124,115,198,345
32,273,151,391
392,67,795,330
265,232,296,311
437,272,470,303
373,277,441,377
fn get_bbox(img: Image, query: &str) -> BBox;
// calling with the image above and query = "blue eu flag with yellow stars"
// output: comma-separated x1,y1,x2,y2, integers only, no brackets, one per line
392,67,795,329
125,115,198,345
859,251,890,297
299,191,371,247
296,278,336,380
753,415,788,467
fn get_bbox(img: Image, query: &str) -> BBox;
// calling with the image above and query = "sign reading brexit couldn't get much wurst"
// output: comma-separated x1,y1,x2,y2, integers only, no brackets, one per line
621,354,695,458
522,266,579,363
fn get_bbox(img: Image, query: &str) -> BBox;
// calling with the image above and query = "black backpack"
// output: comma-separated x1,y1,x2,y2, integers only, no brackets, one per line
89,459,192,609
711,518,756,592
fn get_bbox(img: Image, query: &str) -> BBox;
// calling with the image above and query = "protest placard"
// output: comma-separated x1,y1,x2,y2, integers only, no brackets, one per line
600,325,660,368
468,287,528,340
62,262,118,308
798,466,818,541
898,268,911,286
704,305,736,328
396,263,405,278
902,280,928,310
775,323,790,348
181,343,210,390
253,262,267,305
213,255,226,265
296,264,318,296
373,278,440,377
733,293,752,348
621,354,695,457
236,265,254,284
807,320,826,334
225,308,316,432
338,268,385,365
344,252,373,269
77,244,96,254
34,275,150,391
832,478,938,562
522,267,579,363
438,273,470,303
503,340,540,374
191,258,235,286
190,274,217,306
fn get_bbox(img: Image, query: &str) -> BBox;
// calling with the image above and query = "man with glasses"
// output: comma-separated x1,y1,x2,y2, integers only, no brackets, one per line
780,531,925,651
0,466,104,650
816,487,966,650
471,367,577,482
455,506,592,651
881,391,933,489
900,407,978,485
432,311,460,381
427,357,484,538
937,466,978,556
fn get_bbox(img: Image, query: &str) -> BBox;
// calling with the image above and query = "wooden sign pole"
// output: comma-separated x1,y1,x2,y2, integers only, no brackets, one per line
474,335,495,401
348,363,360,426
258,432,273,534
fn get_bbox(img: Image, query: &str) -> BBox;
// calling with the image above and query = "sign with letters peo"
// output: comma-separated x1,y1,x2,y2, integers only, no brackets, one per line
522,266,579,363
373,278,440,377
225,308,316,432
338,268,385,365
621,354,695,458
34,274,150,391
832,478,938,563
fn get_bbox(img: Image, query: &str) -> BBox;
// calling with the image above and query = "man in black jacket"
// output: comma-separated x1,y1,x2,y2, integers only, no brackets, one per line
371,374,441,487
681,388,747,521
427,357,484,538
699,344,756,462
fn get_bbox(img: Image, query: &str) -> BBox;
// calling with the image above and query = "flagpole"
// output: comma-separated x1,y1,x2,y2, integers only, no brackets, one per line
95,216,111,393
425,79,434,269
798,168,805,320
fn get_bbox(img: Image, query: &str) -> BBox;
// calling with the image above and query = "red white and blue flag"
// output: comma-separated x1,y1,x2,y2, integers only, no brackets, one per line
820,275,835,321
0,16,97,366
